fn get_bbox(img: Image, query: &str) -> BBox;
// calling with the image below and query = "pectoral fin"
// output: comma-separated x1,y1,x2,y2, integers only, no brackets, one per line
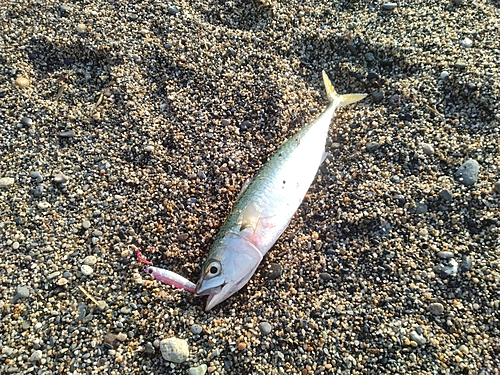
240,200,260,231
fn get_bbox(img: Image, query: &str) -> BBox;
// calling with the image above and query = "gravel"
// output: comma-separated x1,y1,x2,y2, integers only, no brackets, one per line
1,0,499,374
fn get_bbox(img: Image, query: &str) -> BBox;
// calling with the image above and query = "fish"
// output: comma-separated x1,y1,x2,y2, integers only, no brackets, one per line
195,71,366,311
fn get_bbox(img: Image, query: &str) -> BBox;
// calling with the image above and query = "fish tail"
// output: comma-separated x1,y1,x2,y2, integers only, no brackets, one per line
322,70,367,107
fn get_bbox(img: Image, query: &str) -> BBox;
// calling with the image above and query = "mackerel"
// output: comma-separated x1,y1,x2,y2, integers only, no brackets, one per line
196,71,366,311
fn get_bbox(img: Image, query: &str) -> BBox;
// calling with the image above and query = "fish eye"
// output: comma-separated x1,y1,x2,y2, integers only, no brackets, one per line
205,261,221,279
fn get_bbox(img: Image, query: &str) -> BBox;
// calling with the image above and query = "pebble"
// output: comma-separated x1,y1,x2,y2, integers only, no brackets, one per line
382,3,397,10
13,285,30,301
191,324,203,335
437,251,454,259
20,116,33,127
82,219,91,229
76,23,87,33
15,77,30,88
460,256,473,272
459,37,473,48
422,143,434,155
409,331,427,346
428,302,444,315
59,129,75,138
37,201,51,210
0,177,15,188
258,322,272,335
455,159,480,186
439,71,450,80
264,263,283,280
144,145,154,152
82,255,98,266
319,272,333,281
188,364,208,375
53,173,69,183
439,189,453,201
493,181,500,193
159,337,189,363
371,91,384,103
34,185,44,197
365,142,380,152
29,350,43,362
80,265,94,276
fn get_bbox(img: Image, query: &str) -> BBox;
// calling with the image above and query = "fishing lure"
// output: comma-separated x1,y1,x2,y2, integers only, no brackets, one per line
133,245,196,293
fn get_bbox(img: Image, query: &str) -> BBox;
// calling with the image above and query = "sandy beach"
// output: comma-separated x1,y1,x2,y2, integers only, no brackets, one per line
1,0,499,374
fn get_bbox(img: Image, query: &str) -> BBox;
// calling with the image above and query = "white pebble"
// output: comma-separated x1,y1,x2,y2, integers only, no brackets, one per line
160,337,189,363
459,37,473,48
80,264,93,276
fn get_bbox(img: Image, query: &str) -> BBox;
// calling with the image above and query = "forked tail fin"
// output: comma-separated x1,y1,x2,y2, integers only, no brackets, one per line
322,70,367,107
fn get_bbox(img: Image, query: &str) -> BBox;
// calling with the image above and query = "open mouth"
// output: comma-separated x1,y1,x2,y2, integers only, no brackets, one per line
195,282,226,296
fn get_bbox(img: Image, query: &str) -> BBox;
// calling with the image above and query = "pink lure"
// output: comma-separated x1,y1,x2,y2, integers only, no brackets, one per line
144,266,196,293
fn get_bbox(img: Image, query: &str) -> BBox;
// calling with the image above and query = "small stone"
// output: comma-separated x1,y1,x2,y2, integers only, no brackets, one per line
120,306,132,315
59,129,75,138
437,251,454,259
53,173,69,183
82,219,91,229
116,332,128,342
221,119,230,126
160,337,189,363
390,175,400,183
459,37,473,48
258,322,272,335
237,342,247,350
428,302,444,315
167,6,179,15
422,143,435,155
14,285,30,301
365,142,380,152
56,278,68,286
241,120,252,131
443,258,459,276
264,263,283,280
452,0,464,4
0,177,15,188
82,255,97,266
454,61,467,69
493,181,500,193
12,241,20,250
415,203,427,214
439,71,450,80
29,350,43,362
460,256,473,272
455,159,480,186
37,201,51,210
188,364,208,375
76,23,87,33
382,3,397,10
33,185,44,197
409,331,427,346
191,324,203,335
372,91,384,103
439,189,453,201
80,265,93,276
365,52,375,62
144,145,154,152
319,272,333,281
15,77,30,88
20,116,33,127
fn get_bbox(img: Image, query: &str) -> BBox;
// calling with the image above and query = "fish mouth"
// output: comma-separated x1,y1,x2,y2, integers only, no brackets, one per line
195,284,223,297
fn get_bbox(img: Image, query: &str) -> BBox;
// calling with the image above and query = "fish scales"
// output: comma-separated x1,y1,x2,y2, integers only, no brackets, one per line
196,71,366,311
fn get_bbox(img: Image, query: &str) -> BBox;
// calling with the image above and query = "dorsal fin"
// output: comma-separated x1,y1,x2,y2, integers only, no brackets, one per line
240,200,260,231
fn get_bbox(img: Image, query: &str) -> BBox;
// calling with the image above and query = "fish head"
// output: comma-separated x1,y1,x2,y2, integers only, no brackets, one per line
195,234,263,311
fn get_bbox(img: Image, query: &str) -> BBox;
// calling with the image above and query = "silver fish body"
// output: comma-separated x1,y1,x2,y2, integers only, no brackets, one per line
196,71,366,311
